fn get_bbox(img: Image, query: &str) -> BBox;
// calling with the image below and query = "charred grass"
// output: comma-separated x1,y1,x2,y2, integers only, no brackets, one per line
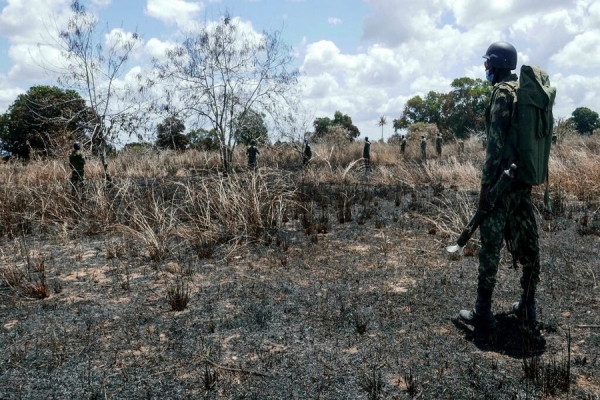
0,135,599,399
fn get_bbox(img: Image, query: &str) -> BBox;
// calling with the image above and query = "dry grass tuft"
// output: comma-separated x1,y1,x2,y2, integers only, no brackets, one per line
167,278,190,311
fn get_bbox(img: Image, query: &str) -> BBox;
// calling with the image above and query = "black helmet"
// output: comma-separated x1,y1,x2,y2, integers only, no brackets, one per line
483,41,517,70
73,142,81,150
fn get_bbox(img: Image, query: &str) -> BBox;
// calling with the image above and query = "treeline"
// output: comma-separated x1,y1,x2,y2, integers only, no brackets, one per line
0,0,598,167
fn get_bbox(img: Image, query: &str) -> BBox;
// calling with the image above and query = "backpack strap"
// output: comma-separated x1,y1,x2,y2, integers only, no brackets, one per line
494,80,519,168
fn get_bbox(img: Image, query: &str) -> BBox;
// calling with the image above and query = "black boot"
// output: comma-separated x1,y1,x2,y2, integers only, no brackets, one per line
512,284,536,326
459,288,496,330
512,262,538,325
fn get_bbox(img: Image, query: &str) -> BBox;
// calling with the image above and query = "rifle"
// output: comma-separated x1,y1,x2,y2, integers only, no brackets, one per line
446,164,517,254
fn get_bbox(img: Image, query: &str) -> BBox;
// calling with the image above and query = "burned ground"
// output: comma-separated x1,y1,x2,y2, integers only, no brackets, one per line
0,179,599,399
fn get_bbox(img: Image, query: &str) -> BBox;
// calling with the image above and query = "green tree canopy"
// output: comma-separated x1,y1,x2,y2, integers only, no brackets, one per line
312,111,360,141
234,109,269,146
570,107,600,135
393,78,490,138
120,142,155,155
443,77,489,138
187,128,220,151
155,116,189,151
0,85,93,159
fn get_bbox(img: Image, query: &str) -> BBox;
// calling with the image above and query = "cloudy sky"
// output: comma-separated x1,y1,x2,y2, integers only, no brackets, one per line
0,0,599,142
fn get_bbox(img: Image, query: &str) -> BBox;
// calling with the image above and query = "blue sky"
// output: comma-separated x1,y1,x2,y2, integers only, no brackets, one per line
1,0,600,143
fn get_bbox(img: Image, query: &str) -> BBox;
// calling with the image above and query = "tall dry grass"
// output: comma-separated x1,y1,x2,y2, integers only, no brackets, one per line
0,133,598,245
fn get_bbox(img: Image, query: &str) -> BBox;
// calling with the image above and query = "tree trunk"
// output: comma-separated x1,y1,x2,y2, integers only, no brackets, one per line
101,139,112,183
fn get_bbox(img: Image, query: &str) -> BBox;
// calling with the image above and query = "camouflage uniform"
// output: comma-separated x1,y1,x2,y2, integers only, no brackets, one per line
420,137,427,160
363,138,371,168
400,136,406,153
436,134,442,156
477,74,540,318
302,142,312,167
246,144,259,169
69,148,86,193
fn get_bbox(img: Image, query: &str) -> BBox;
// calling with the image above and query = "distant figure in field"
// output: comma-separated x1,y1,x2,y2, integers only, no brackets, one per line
458,139,465,153
246,140,260,170
302,140,312,167
400,135,407,154
363,137,371,169
420,136,427,160
436,133,443,156
69,141,86,195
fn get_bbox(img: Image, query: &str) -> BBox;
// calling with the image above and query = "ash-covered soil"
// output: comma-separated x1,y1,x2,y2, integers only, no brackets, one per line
0,183,598,399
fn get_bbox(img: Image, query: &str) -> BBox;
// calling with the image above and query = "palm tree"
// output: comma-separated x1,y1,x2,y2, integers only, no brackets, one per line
378,115,387,142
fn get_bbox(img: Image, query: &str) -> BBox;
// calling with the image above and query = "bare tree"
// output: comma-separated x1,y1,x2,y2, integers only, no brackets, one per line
272,97,315,163
52,0,150,181
154,14,298,172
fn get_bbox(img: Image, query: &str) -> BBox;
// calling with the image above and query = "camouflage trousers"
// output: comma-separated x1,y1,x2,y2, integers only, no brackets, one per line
478,183,540,294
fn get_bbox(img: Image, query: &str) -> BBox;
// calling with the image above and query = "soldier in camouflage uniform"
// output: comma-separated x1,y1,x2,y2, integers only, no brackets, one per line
459,42,541,330
246,140,260,170
400,135,407,154
420,136,427,160
363,137,371,169
302,140,312,167
435,133,443,156
69,142,86,196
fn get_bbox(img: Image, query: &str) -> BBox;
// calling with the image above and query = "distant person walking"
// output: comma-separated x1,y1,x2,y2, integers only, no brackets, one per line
363,137,371,169
400,135,407,154
69,141,86,196
302,140,312,167
420,136,427,160
246,140,260,170
436,133,443,157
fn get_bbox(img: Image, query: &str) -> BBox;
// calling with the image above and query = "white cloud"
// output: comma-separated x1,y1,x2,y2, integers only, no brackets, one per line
104,28,144,56
328,17,342,25
291,0,600,138
551,30,600,69
144,0,204,31
0,0,72,43
145,37,178,61
552,73,600,118
92,0,112,6
0,74,25,111
0,0,78,88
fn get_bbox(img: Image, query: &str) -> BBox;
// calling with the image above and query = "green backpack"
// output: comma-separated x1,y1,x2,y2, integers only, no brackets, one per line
506,65,557,186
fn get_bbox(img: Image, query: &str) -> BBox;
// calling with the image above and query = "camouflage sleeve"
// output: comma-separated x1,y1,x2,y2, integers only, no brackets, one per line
481,86,513,187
